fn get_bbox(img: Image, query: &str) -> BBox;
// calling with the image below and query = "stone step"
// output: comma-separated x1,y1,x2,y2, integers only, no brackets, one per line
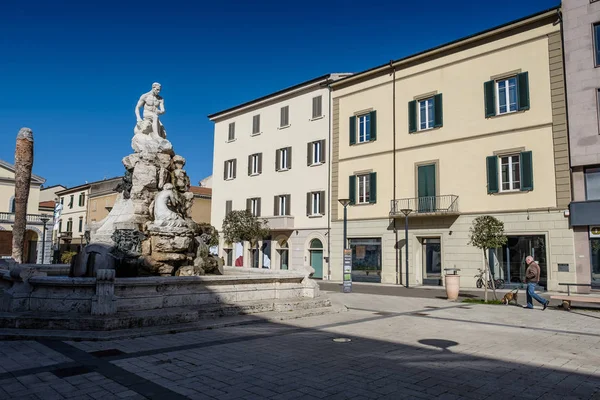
0,297,333,333
0,299,344,341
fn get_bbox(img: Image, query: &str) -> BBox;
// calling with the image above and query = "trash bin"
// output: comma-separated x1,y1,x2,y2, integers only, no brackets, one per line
444,268,461,301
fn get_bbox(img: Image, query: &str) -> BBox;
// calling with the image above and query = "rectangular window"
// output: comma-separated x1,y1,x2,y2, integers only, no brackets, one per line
69,195,74,209
586,167,600,200
279,148,289,170
78,218,83,232
91,200,97,212
78,193,85,207
225,200,232,215
312,96,322,119
225,249,233,266
500,154,521,191
224,159,236,180
280,106,289,127
250,153,260,175
252,115,260,135
312,192,321,215
348,238,382,283
358,114,371,143
228,122,235,141
495,235,547,288
60,197,64,205
595,23,600,67
58,220,62,233
278,195,287,216
250,198,260,217
418,97,434,130
66,219,73,232
312,141,322,165
496,77,518,115
357,174,371,204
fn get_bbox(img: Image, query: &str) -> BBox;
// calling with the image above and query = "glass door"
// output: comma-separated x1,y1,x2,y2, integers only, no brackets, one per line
417,164,436,213
592,238,600,284
422,238,442,285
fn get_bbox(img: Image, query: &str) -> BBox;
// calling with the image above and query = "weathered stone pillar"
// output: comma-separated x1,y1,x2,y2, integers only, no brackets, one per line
12,128,34,263
91,269,117,315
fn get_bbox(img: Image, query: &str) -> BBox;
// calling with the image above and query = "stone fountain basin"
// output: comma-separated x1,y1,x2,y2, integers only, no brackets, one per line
0,266,320,319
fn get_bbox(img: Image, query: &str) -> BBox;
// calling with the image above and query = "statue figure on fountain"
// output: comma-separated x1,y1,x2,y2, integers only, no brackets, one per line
132,82,173,154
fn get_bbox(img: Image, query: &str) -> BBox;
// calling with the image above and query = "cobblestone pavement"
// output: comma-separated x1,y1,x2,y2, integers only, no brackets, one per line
0,292,599,399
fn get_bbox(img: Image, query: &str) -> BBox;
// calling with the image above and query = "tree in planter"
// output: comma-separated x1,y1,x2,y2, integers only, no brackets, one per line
468,215,507,302
221,210,270,266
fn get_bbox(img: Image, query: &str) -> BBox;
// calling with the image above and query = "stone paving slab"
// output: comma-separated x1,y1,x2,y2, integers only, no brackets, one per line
0,292,598,399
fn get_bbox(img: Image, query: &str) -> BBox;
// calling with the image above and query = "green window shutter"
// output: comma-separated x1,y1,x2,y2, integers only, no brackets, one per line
349,116,357,145
306,192,311,216
484,80,496,118
486,156,499,194
520,151,534,191
517,72,530,111
408,100,417,133
369,172,377,204
433,94,443,128
349,176,356,205
369,110,377,141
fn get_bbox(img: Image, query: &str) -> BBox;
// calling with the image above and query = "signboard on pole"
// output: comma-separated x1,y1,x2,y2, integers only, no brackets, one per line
343,249,352,293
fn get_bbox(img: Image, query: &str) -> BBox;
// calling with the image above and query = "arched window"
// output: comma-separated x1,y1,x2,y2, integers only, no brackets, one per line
310,239,323,249
9,197,16,213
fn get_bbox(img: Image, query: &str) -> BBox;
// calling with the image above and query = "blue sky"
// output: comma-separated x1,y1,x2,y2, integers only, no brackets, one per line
0,0,558,188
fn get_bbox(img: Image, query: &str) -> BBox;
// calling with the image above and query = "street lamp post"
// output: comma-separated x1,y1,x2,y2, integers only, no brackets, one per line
338,199,351,250
400,208,412,288
39,215,50,264
338,198,351,292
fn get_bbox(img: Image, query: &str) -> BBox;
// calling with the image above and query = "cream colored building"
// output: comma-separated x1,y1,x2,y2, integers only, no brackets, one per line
209,74,350,277
329,8,572,290
55,183,91,249
0,160,54,263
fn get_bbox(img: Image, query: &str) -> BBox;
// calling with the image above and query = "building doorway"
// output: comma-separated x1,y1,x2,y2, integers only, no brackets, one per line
422,237,442,286
278,240,289,270
24,230,38,264
591,238,600,284
309,239,323,279
417,164,436,212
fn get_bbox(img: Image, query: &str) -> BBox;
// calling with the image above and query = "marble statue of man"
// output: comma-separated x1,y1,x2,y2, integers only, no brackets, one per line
135,82,166,139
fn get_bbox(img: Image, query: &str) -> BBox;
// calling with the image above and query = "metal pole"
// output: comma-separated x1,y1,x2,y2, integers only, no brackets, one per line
343,205,348,250
41,222,47,264
405,215,409,289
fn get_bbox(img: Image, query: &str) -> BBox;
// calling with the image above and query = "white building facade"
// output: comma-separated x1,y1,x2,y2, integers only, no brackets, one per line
209,74,350,278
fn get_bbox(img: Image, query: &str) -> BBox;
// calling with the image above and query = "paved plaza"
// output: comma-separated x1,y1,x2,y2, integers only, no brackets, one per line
0,289,599,400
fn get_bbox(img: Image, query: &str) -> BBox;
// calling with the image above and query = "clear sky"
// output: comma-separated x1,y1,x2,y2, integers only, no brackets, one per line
0,0,558,188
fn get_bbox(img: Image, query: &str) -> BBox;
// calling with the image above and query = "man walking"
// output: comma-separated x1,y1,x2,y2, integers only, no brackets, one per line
523,256,549,310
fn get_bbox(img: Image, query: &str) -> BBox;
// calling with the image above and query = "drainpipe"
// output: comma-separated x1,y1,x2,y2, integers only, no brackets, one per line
390,61,399,285
327,80,332,280
557,8,573,203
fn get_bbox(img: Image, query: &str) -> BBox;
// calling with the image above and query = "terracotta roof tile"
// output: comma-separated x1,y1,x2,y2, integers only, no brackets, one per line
190,186,212,197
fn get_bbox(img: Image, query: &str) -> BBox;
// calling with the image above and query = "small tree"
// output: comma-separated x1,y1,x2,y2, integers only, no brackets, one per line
221,210,269,247
468,216,507,302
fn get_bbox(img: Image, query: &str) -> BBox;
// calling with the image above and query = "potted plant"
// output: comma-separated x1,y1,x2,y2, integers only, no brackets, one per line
444,267,461,301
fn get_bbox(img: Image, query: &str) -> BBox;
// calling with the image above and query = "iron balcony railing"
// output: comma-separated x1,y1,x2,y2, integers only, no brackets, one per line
390,195,459,216
0,212,52,225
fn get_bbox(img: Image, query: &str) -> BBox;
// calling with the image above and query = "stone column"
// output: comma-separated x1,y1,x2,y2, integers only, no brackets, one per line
12,128,34,263
91,269,117,315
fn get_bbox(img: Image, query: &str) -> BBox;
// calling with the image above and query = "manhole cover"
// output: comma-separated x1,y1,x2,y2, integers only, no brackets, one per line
333,338,352,343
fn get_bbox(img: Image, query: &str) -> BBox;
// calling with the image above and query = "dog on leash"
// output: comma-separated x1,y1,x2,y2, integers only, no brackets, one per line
501,289,519,305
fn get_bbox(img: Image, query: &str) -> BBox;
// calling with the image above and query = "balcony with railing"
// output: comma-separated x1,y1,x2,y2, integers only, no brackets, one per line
0,212,52,225
390,195,459,216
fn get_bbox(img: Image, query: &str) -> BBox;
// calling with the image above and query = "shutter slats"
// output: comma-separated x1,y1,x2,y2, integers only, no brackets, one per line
520,151,534,191
274,195,279,216
288,147,292,169
369,172,377,204
275,149,280,171
320,140,326,163
246,198,251,212
223,160,227,180
225,200,232,215
306,192,311,216
258,153,262,174
307,142,313,166
285,195,291,216
257,198,261,217
517,72,530,111
349,176,356,205
433,94,443,128
486,156,499,194
319,191,325,215
232,159,237,179
349,116,357,145
484,80,496,118
369,110,377,141
248,155,252,176
408,101,417,133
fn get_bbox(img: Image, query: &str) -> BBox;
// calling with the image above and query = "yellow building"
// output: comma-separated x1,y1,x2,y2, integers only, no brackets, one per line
0,160,53,263
330,7,572,290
